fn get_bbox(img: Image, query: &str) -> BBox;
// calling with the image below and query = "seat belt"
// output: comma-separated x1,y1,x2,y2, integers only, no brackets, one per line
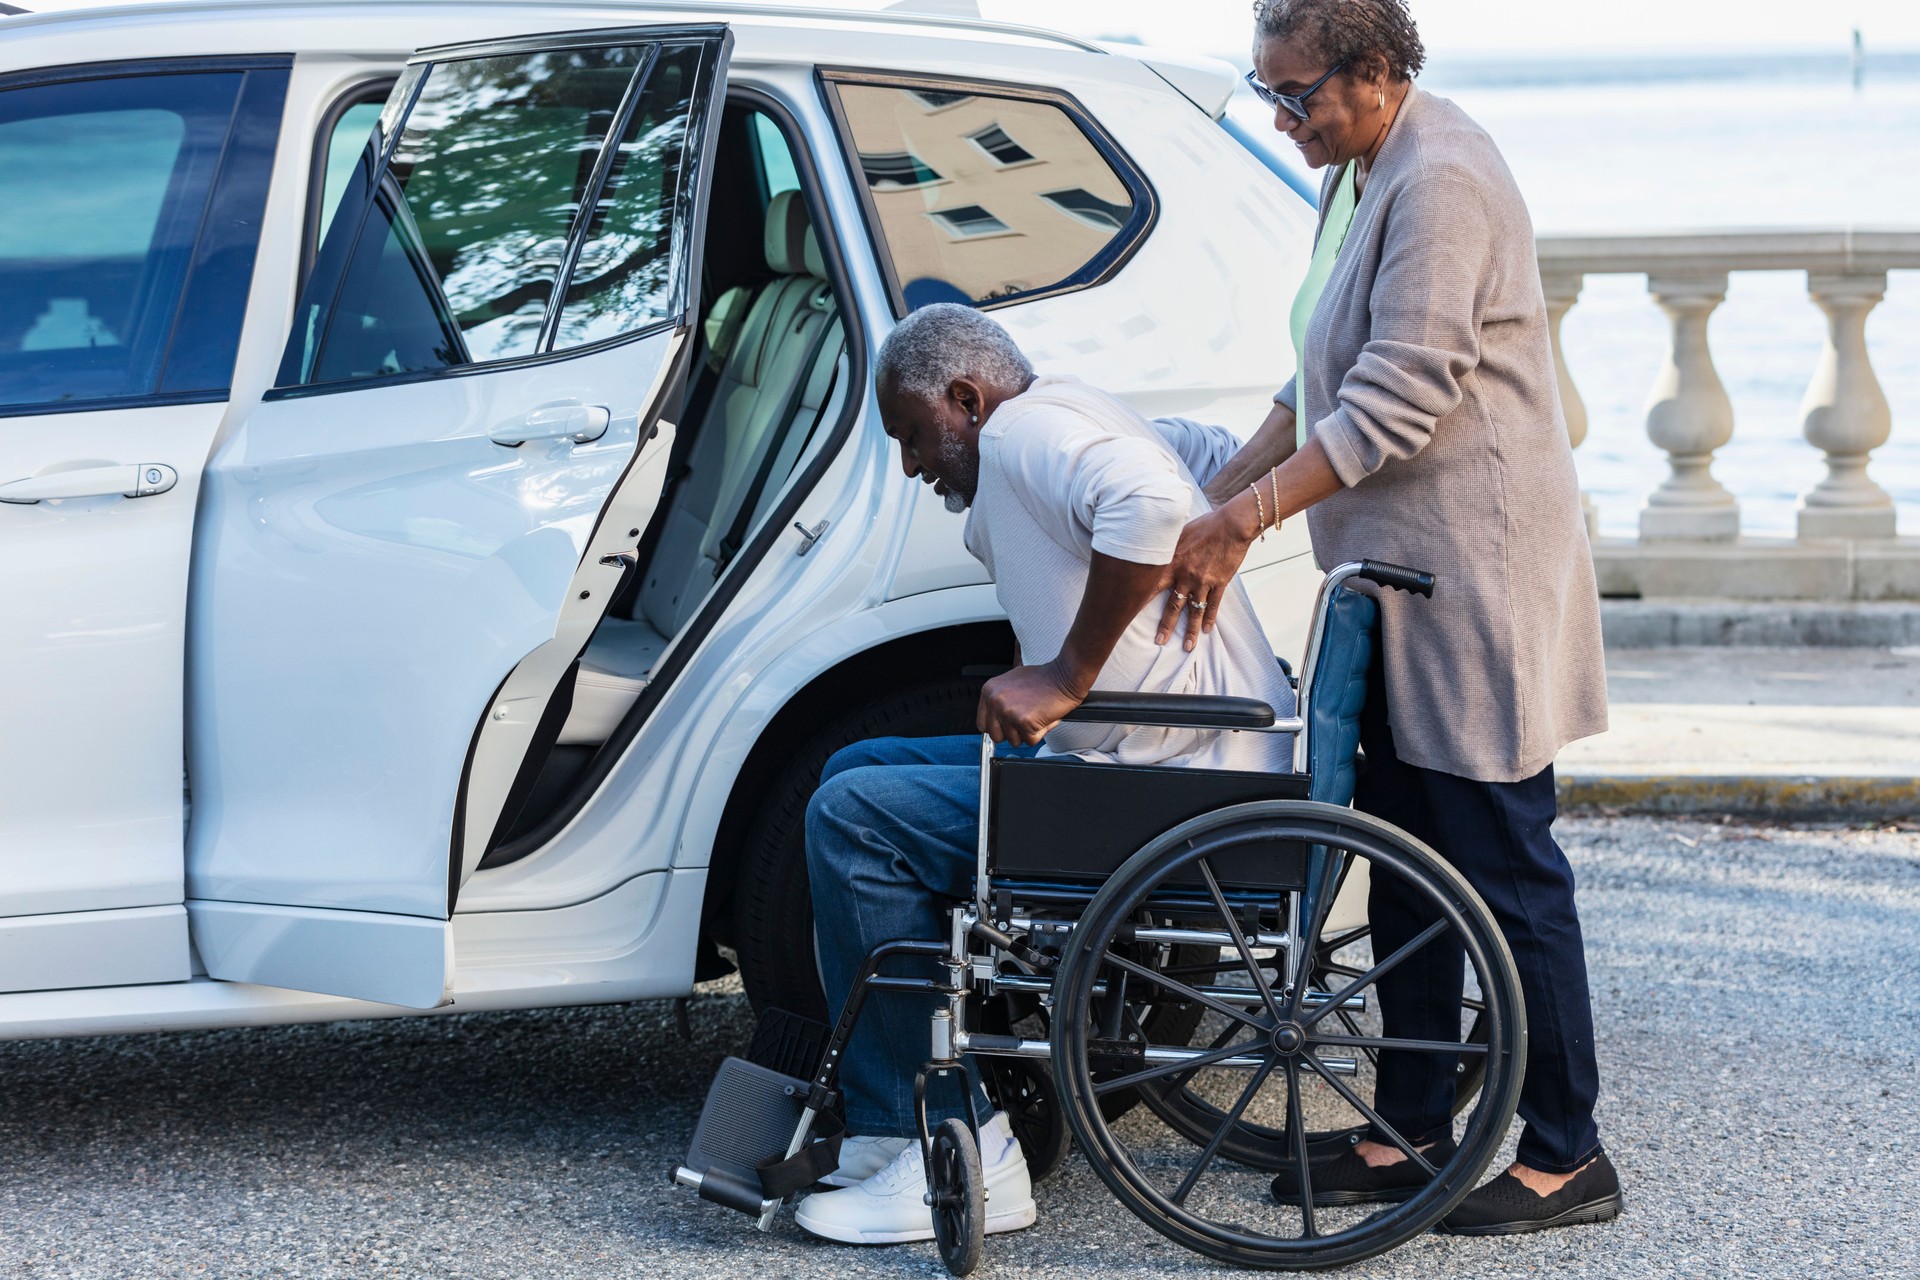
713,304,841,572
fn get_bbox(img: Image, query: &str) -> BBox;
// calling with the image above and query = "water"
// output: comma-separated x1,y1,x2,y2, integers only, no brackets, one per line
1414,54,1920,537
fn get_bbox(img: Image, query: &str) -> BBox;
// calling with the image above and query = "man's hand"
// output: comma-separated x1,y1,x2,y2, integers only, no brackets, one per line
977,661,1085,746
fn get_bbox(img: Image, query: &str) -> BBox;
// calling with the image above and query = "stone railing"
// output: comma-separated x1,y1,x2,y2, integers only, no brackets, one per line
1536,229,1920,599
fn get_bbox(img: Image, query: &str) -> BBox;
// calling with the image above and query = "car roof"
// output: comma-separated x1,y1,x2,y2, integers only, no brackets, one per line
0,0,1104,57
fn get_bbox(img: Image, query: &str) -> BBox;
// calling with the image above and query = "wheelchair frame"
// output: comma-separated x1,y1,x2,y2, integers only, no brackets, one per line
674,561,1524,1273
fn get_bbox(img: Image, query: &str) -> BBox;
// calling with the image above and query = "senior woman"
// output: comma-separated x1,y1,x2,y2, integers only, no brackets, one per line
1159,0,1620,1236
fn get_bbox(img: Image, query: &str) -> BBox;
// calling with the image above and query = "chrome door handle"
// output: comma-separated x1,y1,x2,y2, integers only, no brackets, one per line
0,463,177,504
489,404,611,447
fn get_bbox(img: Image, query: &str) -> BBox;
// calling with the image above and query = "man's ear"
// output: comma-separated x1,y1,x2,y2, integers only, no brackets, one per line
949,377,983,424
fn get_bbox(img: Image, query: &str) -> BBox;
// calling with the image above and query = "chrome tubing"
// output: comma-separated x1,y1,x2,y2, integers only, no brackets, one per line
956,1030,1358,1076
988,971,1365,1011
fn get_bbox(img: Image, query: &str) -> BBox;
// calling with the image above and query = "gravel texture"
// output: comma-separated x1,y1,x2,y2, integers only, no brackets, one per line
0,816,1914,1279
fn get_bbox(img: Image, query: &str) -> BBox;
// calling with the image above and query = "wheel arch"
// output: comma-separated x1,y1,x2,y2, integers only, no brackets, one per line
696,611,1014,948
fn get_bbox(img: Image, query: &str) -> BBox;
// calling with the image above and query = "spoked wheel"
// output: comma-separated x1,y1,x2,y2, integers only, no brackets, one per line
1139,924,1491,1172
1051,801,1525,1271
927,1119,984,1276
979,1053,1070,1182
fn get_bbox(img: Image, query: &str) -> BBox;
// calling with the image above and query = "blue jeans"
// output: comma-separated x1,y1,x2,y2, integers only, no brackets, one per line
805,735,1040,1138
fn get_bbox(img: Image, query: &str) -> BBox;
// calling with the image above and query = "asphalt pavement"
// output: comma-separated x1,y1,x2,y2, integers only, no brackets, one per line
0,816,1914,1279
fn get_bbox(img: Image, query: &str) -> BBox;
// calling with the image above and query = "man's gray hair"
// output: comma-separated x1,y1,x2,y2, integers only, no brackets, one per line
876,303,1034,406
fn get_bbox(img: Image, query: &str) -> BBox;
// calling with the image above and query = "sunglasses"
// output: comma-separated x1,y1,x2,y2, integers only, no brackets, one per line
1245,59,1347,121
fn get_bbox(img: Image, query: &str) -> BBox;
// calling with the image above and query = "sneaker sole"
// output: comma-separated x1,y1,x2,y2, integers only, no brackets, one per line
1438,1191,1624,1237
794,1202,1037,1246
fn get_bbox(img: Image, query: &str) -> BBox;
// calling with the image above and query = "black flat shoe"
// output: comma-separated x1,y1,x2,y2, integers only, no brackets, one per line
1270,1137,1458,1207
1438,1151,1623,1236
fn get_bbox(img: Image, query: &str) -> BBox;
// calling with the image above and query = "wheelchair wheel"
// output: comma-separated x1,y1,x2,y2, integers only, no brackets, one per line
1050,801,1525,1271
1138,924,1490,1172
928,1119,984,1276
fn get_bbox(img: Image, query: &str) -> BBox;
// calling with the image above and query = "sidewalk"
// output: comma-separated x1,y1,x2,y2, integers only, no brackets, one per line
1556,647,1920,819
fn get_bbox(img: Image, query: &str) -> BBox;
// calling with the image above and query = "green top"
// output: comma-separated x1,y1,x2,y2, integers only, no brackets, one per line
1289,162,1360,449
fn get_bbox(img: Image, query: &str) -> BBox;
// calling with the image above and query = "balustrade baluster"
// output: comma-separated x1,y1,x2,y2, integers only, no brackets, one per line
1797,271,1896,540
1540,270,1597,538
1640,271,1739,541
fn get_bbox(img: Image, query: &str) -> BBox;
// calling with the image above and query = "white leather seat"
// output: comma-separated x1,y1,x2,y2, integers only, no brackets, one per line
560,191,846,745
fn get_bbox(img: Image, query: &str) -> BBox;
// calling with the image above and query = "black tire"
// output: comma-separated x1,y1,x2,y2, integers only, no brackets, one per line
929,1119,985,1277
732,679,985,1020
1050,801,1526,1272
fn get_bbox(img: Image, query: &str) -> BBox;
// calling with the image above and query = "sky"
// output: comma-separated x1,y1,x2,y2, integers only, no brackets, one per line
974,0,1920,60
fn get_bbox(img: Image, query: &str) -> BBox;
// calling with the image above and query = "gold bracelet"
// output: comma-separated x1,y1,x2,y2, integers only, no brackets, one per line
1250,484,1267,541
1269,467,1281,531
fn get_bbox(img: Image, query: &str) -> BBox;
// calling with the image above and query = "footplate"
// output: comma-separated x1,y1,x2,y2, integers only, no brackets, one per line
674,1056,809,1227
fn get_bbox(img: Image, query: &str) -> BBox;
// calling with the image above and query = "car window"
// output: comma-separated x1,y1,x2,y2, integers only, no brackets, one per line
753,111,800,199
827,80,1149,311
316,99,385,243
0,66,286,413
287,42,709,388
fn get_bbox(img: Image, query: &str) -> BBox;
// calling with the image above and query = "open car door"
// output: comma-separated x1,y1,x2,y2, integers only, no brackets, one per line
185,25,732,1008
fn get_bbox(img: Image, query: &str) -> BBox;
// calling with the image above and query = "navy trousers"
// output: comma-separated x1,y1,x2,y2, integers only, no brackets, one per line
1354,656,1604,1175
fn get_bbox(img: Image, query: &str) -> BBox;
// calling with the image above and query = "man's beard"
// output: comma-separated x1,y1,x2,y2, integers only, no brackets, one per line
936,432,978,512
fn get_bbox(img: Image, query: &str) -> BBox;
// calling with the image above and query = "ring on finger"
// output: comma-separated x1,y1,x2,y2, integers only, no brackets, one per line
1171,590,1188,602
1189,597,1208,611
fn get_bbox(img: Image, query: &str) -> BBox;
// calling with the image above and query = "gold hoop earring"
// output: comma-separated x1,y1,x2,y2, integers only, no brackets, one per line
1377,90,1385,109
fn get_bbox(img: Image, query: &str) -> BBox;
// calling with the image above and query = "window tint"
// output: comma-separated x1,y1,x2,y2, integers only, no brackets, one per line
753,111,800,198
0,68,284,412
288,43,708,388
830,81,1144,310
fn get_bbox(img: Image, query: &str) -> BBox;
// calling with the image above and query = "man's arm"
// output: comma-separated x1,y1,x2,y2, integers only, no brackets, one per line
977,551,1166,746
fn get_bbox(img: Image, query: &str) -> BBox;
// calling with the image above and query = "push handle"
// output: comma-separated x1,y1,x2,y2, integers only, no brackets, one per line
1357,559,1435,598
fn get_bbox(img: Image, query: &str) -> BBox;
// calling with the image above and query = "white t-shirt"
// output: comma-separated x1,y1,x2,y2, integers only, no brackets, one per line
963,375,1296,773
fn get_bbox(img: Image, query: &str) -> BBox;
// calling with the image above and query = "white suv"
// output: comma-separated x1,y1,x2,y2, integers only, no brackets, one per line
0,0,1317,1036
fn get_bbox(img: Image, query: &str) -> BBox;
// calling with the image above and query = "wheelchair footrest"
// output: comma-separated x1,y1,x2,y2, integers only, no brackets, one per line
678,1055,844,1219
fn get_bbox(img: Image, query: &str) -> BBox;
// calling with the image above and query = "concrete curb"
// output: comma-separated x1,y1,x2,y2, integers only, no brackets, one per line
1559,773,1920,821
1600,599,1920,648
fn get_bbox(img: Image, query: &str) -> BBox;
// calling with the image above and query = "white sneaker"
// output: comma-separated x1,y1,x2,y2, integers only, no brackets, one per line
819,1134,914,1188
794,1112,1036,1245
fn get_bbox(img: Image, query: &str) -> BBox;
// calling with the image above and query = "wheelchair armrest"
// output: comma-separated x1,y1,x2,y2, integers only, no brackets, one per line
1063,691,1277,730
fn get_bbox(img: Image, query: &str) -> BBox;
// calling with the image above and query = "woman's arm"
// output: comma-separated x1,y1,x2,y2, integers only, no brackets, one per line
1154,436,1342,650
1200,400,1299,507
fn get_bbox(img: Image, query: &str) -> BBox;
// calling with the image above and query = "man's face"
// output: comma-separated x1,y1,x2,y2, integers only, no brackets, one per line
878,378,981,511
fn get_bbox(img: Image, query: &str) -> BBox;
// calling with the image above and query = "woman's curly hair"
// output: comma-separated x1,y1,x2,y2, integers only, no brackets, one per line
1253,0,1426,82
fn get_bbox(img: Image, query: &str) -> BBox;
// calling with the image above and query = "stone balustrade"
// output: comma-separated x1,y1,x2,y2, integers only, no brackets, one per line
1536,229,1920,600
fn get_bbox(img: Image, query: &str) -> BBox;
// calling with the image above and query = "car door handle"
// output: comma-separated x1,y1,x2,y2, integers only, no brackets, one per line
489,404,610,447
0,463,177,504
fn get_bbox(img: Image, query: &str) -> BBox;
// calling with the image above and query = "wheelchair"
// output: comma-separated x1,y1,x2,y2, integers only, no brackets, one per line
674,561,1526,1272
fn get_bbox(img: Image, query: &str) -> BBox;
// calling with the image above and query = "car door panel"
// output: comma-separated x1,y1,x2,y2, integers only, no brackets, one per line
0,59,286,990
185,26,730,1009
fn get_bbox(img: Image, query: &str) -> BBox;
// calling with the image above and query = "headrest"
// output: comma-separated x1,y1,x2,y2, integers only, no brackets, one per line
802,226,825,279
764,190,812,275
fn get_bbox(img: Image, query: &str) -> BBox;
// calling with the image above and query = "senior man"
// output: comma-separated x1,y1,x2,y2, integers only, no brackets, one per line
794,303,1297,1246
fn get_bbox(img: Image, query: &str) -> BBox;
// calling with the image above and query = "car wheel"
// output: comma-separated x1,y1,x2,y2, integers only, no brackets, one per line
731,677,987,1020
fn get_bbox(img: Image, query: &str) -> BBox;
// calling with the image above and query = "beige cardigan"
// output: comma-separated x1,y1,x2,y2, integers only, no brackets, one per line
1278,87,1606,783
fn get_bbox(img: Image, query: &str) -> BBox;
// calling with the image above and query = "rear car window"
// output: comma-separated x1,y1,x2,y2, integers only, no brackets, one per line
285,42,707,389
825,77,1152,312
0,63,287,414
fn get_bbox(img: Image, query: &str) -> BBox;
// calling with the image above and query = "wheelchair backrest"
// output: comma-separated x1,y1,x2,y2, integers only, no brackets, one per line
1304,584,1378,808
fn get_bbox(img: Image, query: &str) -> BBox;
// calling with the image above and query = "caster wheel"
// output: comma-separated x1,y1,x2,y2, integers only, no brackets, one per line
927,1118,984,1276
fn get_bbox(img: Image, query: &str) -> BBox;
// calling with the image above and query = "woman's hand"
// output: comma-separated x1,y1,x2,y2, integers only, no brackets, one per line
977,660,1086,746
1155,493,1263,652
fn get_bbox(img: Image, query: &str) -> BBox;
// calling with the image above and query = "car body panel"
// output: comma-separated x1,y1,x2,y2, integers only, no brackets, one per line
0,0,1319,1037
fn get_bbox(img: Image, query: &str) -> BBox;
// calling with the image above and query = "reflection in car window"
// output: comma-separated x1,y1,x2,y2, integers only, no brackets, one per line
552,44,701,351
290,43,708,388
0,72,262,410
831,82,1140,310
